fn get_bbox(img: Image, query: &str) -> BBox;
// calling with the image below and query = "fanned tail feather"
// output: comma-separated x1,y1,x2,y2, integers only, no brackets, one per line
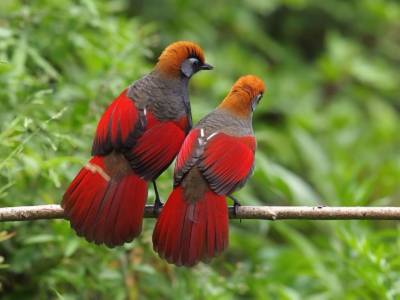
153,186,228,267
62,156,148,247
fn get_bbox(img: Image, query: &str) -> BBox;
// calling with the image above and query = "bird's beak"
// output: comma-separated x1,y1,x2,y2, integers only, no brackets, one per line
200,63,213,70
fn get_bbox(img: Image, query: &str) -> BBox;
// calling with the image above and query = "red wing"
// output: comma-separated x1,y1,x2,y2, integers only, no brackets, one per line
126,121,186,180
173,128,202,186
199,133,256,195
92,89,142,155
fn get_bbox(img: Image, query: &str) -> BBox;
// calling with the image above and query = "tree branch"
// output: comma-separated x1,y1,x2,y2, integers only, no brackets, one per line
1,204,400,222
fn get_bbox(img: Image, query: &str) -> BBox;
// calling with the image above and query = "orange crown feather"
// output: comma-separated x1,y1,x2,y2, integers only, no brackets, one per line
219,75,266,117
155,41,205,76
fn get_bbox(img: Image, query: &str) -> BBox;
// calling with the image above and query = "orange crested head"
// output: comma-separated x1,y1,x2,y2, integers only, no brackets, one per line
219,75,266,117
155,41,213,77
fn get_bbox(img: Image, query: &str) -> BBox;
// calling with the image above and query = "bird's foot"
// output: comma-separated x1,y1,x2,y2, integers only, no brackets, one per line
152,180,163,215
153,197,163,215
228,195,242,220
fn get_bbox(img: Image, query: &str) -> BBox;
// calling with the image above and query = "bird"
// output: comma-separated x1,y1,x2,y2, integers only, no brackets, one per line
152,75,265,267
62,41,213,247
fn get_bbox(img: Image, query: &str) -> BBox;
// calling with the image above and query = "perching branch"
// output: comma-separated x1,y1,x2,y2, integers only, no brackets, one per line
1,204,400,222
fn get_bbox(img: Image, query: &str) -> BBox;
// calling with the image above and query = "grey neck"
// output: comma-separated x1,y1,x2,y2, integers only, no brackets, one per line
196,107,253,137
127,71,192,126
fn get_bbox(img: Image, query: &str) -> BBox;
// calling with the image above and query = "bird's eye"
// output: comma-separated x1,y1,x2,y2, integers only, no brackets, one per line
192,59,200,67
181,57,203,77
256,93,263,103
251,93,263,111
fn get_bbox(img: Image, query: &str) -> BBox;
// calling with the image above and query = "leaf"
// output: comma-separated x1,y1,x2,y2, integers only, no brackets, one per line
24,234,59,244
256,153,321,205
27,46,60,79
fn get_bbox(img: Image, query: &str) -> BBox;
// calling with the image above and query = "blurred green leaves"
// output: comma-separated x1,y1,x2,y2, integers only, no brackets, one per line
1,0,400,299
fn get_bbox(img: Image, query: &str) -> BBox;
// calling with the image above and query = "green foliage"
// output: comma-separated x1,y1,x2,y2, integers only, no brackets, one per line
1,0,400,298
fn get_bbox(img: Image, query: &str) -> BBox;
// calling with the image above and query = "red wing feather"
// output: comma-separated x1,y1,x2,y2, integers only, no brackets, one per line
126,121,186,180
92,89,142,155
173,128,202,185
199,133,256,195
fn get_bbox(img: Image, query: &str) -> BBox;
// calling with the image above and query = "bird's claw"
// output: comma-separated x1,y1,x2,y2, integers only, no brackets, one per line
228,195,242,220
153,197,163,215
152,180,163,215
233,201,241,218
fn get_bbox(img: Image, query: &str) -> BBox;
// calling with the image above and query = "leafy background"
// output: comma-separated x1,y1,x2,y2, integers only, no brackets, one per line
1,0,400,299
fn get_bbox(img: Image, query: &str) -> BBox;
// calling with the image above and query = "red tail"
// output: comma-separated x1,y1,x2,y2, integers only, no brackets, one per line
62,156,147,247
153,186,228,267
